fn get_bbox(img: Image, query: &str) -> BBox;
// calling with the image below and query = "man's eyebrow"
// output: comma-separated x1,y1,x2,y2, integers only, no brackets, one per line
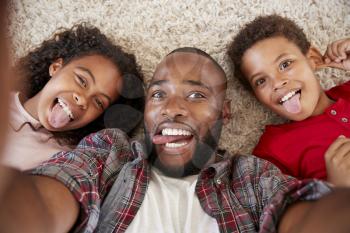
183,80,213,92
147,79,168,89
77,66,95,84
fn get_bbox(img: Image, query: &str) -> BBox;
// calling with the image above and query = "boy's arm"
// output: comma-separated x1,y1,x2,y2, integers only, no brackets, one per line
278,188,350,233
0,166,79,233
324,38,350,70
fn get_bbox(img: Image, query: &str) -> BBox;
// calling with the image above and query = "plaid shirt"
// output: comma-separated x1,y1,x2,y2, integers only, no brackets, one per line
31,128,331,233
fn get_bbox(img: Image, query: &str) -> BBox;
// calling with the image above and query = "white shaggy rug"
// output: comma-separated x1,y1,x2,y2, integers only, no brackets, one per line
8,0,350,155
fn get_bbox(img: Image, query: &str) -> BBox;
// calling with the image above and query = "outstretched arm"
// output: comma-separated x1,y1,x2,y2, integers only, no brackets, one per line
279,188,350,233
0,166,79,233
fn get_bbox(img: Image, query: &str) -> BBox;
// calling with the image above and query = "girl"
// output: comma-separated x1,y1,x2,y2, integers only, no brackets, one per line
3,23,144,170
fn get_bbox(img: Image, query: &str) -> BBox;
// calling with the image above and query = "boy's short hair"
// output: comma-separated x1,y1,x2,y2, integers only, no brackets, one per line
227,14,311,90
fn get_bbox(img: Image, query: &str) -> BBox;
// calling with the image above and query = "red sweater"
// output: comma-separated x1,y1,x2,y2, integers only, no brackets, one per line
253,80,350,180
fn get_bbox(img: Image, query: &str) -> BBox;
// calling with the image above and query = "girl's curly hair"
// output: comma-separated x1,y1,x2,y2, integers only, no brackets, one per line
15,23,145,146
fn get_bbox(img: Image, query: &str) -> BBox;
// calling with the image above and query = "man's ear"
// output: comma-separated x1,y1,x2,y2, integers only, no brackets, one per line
222,99,232,125
306,47,327,70
49,58,63,76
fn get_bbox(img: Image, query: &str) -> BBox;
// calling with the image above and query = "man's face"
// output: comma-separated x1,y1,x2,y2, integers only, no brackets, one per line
241,36,328,121
144,52,230,177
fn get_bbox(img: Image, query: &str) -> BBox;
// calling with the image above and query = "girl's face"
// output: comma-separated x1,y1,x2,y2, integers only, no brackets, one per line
27,55,121,131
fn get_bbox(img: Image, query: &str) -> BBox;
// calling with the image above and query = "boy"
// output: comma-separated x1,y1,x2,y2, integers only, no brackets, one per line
228,14,350,186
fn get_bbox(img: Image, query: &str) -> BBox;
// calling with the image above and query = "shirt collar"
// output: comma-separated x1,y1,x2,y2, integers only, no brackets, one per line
10,92,42,131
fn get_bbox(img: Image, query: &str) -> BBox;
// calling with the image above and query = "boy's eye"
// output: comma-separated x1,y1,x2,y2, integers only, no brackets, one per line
76,74,87,88
279,60,293,71
255,78,265,87
188,92,205,99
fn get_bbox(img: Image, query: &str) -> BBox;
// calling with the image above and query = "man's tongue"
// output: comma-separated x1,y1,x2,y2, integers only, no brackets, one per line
48,102,70,128
282,93,301,114
152,135,192,145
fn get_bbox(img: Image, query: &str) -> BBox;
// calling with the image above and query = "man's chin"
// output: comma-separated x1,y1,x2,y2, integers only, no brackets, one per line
152,158,201,178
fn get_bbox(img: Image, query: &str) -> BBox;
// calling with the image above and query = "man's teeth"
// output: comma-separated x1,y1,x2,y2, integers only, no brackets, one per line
58,98,74,120
165,142,187,148
161,128,192,136
280,90,299,103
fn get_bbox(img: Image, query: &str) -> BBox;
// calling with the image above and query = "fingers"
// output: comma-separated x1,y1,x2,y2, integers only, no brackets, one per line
325,135,350,162
324,38,350,64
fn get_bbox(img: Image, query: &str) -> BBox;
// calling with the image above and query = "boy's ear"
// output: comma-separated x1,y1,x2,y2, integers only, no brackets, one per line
49,58,63,76
306,47,327,70
222,99,232,125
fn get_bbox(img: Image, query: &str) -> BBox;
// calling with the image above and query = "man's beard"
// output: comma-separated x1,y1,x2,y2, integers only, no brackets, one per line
144,118,223,178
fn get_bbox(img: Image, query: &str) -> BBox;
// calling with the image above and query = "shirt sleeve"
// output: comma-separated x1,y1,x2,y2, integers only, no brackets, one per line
29,128,132,232
233,155,332,233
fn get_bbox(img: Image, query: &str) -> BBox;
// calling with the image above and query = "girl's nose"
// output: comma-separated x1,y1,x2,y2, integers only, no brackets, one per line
73,93,87,110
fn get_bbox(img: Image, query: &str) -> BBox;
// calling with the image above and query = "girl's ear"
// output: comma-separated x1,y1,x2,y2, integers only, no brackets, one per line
49,58,63,76
306,47,327,70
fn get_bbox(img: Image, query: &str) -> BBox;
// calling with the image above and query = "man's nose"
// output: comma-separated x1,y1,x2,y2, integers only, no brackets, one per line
161,96,188,120
73,93,87,110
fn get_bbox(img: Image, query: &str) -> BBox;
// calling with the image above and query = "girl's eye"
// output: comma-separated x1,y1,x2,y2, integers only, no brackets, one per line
76,75,87,88
255,78,265,87
188,92,205,99
279,60,293,71
95,98,104,110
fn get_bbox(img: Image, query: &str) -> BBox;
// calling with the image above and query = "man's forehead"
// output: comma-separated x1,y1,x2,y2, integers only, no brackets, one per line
152,52,226,85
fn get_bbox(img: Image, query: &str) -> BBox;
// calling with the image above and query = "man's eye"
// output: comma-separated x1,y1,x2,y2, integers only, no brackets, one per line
151,91,164,99
279,60,293,71
76,74,87,88
255,78,265,87
188,92,205,99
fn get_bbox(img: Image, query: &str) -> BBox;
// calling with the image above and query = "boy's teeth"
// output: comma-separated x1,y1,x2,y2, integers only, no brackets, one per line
58,98,74,120
281,90,298,103
161,128,192,136
165,142,188,148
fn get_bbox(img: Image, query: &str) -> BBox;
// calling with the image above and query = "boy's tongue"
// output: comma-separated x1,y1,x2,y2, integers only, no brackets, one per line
48,102,70,128
282,93,301,114
152,135,192,145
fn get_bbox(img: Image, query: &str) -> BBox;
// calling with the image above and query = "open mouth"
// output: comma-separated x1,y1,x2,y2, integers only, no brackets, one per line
279,89,301,105
153,127,194,149
56,98,74,121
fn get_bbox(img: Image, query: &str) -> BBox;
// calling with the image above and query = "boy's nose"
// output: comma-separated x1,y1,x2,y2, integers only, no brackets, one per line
161,96,188,120
273,79,288,91
73,93,87,110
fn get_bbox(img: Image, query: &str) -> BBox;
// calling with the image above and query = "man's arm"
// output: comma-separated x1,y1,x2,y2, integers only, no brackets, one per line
0,166,79,233
279,188,350,233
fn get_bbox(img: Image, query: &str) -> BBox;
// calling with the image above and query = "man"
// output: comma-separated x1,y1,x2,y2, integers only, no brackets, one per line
1,47,350,233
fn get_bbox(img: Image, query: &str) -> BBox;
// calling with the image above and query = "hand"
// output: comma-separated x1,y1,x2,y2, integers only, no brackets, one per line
323,38,350,71
325,135,350,187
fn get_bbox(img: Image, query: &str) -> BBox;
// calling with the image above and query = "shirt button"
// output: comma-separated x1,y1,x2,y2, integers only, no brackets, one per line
330,110,337,115
341,117,348,123
216,179,222,185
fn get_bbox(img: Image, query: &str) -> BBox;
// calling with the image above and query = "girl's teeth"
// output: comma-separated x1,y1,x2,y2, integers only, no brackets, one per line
58,98,74,120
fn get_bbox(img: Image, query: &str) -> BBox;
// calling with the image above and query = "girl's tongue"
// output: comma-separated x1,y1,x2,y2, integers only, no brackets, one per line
152,135,192,145
282,93,301,114
48,102,70,128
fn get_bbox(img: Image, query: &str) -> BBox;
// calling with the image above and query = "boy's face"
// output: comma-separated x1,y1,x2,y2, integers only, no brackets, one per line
241,36,329,121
